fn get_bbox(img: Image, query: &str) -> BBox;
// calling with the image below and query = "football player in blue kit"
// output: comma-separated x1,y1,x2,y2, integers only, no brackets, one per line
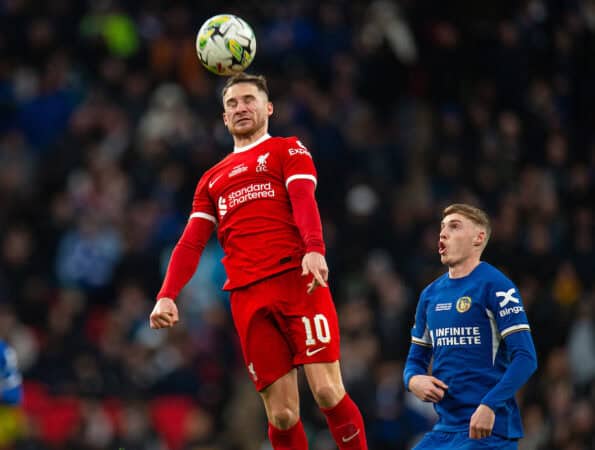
404,204,537,449
0,339,22,406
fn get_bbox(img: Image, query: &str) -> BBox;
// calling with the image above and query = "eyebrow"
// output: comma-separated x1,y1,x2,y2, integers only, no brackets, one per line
441,219,463,226
225,94,256,105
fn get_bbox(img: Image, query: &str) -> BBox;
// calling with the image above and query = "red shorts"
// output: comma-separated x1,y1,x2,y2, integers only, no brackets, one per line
230,268,341,391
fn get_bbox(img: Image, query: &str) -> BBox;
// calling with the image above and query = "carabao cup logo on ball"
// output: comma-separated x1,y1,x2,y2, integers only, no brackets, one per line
196,14,257,76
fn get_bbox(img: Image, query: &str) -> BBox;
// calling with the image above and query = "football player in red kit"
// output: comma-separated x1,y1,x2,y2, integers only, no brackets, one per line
150,73,368,450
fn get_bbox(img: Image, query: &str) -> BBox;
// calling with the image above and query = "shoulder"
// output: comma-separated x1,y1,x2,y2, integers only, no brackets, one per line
477,262,514,286
421,272,449,298
268,136,312,157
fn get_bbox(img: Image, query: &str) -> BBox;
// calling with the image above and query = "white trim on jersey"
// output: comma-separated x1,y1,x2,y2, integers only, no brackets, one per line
486,309,502,365
233,133,271,153
189,212,217,224
501,324,531,338
411,336,432,347
286,174,317,188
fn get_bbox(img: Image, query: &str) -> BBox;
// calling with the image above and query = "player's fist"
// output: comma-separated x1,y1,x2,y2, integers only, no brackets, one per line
150,298,179,329
408,375,448,403
469,404,495,439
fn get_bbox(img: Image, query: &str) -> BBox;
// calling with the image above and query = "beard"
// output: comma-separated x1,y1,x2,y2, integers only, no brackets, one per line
229,116,265,138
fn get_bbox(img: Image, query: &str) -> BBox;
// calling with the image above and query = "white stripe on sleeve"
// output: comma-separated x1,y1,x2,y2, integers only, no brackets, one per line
501,324,531,338
189,212,217,224
411,336,432,347
285,174,317,188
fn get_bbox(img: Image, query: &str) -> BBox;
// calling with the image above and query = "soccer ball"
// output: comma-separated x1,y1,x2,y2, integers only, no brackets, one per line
196,14,256,76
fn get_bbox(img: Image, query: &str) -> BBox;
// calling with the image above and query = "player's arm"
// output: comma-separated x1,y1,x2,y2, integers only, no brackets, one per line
403,295,448,402
150,215,215,329
0,345,23,406
477,330,537,408
282,139,327,293
470,284,538,438
287,179,327,293
469,332,537,438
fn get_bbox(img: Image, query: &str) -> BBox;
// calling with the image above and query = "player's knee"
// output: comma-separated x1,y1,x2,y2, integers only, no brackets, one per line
312,383,345,409
269,407,299,430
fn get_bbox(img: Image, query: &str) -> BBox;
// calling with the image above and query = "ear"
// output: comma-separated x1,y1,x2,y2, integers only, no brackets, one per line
473,230,486,247
222,110,229,127
267,101,273,117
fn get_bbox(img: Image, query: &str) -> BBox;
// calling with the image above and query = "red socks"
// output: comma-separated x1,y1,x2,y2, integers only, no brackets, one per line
267,395,367,450
268,420,308,450
320,394,368,449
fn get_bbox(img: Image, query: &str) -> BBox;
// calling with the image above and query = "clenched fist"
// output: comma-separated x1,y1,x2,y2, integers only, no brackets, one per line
150,297,179,329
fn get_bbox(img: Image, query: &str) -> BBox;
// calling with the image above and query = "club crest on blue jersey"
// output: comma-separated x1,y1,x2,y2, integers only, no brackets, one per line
456,296,472,313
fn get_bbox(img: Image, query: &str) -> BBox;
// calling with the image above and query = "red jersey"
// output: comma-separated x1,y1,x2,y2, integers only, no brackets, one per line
191,134,319,290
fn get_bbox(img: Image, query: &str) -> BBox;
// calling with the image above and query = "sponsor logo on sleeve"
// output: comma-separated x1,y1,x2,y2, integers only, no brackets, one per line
288,147,312,157
496,288,524,317
288,140,312,157
496,288,519,307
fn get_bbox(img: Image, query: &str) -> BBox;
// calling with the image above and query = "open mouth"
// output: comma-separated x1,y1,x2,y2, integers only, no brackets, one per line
438,241,446,255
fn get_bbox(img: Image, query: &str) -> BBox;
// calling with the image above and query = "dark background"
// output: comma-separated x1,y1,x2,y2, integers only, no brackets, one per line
0,0,594,449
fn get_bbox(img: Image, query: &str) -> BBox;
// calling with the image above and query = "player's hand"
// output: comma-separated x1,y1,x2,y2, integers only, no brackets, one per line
408,375,448,402
150,297,179,329
469,404,495,439
301,251,328,294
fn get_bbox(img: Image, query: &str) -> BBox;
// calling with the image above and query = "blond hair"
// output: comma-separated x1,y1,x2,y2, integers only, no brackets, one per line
443,203,491,245
221,73,269,101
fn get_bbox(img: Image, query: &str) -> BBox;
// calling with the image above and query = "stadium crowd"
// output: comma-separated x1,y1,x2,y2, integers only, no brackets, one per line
0,0,594,449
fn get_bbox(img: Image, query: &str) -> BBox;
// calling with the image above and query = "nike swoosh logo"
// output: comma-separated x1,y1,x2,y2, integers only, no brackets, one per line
305,346,326,357
209,175,223,189
342,429,360,443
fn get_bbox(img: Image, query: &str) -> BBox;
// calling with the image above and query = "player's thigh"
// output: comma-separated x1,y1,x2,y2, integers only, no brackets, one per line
411,431,455,449
303,361,345,407
275,269,341,365
260,368,300,424
230,287,294,392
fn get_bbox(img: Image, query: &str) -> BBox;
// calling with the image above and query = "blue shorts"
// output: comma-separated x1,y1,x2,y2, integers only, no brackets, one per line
413,431,518,450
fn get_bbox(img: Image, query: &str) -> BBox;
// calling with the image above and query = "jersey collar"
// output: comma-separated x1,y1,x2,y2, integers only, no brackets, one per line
233,133,271,153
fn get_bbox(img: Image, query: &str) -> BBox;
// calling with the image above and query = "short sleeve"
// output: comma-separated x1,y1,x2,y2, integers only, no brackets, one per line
486,280,531,338
411,292,432,347
190,175,218,224
280,137,318,189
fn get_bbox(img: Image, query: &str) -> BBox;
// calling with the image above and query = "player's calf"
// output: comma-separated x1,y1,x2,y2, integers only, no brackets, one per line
320,394,368,450
268,420,308,450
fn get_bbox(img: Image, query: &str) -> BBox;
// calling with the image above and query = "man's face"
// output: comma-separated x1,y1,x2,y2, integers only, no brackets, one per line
439,213,485,266
222,82,272,138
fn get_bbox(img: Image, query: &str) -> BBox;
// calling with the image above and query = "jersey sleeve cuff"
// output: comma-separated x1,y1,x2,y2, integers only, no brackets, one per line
156,291,176,301
306,242,326,255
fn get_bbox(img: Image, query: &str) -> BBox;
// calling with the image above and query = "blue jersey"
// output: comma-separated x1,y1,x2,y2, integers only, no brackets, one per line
0,340,23,406
404,262,537,439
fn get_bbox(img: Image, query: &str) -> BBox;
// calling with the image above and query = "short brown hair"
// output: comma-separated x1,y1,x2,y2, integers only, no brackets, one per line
221,73,269,101
443,203,492,243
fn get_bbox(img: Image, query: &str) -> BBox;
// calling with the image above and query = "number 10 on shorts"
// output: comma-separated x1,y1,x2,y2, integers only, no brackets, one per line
302,314,331,345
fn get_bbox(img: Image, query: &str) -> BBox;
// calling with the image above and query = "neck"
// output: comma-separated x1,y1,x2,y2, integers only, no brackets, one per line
233,125,268,148
448,256,481,279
